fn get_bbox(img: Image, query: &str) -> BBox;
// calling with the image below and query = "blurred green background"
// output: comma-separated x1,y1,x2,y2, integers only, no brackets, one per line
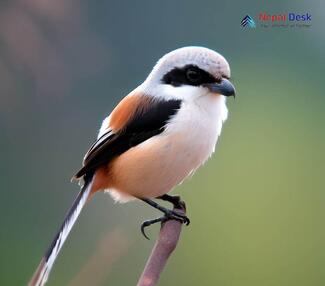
1,0,324,285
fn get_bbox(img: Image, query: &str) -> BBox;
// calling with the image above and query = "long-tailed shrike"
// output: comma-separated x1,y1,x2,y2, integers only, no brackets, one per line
30,46,235,286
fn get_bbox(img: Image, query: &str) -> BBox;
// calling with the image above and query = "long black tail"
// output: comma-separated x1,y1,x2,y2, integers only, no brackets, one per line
29,179,93,286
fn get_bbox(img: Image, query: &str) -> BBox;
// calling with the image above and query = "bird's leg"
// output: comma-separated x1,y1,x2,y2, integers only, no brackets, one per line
139,197,190,239
156,194,184,208
156,194,190,225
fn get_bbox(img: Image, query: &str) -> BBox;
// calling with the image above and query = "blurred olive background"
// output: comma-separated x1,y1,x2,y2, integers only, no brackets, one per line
1,0,324,285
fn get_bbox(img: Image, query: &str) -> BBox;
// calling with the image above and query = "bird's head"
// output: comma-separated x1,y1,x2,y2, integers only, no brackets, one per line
142,46,235,101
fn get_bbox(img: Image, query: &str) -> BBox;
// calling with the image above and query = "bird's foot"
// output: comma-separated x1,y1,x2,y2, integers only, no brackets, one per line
140,197,190,239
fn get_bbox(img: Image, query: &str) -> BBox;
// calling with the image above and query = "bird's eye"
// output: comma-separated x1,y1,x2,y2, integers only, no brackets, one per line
186,68,201,83
161,65,215,87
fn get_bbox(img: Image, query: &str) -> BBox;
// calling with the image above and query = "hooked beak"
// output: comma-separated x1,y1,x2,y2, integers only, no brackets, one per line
204,78,236,97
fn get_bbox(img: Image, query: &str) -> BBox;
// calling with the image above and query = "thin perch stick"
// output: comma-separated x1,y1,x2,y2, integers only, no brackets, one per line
137,203,186,286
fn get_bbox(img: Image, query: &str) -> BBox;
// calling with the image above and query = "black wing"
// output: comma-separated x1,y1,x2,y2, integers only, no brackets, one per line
74,99,182,179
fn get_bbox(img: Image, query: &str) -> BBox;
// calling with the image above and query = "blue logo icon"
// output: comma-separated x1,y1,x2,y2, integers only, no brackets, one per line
241,15,256,28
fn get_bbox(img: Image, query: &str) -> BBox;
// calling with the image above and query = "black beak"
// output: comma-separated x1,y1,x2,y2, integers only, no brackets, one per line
204,78,236,97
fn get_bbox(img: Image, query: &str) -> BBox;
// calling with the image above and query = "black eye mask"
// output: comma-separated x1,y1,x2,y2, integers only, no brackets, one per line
161,64,217,87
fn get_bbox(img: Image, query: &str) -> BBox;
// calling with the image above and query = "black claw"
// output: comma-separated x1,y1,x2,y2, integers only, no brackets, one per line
169,210,191,225
141,222,151,240
140,217,166,240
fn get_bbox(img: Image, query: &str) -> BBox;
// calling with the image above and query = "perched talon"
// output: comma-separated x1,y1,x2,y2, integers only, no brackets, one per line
140,210,190,239
138,196,190,239
166,210,190,225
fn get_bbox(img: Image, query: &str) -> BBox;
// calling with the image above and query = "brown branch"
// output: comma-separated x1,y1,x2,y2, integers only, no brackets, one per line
137,202,186,286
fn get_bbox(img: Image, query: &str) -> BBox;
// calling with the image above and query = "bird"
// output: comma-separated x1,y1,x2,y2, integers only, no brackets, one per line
29,46,235,286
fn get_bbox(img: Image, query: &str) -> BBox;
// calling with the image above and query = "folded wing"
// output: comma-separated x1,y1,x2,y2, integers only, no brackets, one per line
74,92,182,179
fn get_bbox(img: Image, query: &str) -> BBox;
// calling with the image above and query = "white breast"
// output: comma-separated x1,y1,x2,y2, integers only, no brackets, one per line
164,94,228,170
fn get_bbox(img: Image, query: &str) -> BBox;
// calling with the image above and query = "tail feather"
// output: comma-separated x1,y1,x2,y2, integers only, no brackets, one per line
29,180,93,286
